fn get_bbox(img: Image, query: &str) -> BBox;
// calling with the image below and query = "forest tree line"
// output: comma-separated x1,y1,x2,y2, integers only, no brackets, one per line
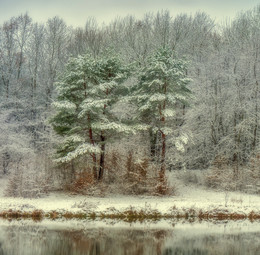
1,6,260,191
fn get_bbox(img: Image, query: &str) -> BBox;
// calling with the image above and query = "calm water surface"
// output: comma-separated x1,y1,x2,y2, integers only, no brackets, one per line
0,219,259,255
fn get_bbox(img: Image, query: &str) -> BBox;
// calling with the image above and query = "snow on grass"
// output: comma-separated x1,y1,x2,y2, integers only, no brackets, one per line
0,183,260,219
0,172,260,220
0,217,259,238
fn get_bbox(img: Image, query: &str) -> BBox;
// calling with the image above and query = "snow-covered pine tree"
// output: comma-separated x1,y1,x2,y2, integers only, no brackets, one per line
51,53,130,180
132,47,191,173
85,56,131,179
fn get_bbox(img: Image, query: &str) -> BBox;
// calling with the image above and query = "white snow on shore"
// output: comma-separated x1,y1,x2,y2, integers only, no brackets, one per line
0,175,259,217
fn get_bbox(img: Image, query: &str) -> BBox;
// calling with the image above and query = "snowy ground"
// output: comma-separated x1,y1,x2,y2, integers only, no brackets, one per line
0,172,260,218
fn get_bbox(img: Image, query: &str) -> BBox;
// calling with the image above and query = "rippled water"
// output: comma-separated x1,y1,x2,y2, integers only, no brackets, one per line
0,219,259,255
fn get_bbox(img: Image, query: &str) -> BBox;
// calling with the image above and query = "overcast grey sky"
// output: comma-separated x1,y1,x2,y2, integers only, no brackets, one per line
0,0,259,27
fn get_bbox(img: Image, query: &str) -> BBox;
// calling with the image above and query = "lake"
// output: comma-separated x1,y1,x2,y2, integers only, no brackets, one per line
0,219,259,255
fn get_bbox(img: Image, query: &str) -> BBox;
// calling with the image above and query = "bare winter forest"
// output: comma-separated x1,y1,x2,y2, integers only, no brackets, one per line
1,6,260,197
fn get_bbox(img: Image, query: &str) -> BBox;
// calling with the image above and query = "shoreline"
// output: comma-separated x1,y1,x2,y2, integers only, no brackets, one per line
1,182,260,222
0,207,260,222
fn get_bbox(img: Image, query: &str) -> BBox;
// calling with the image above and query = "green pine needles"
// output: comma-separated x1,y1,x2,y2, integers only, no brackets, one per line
51,48,191,180
132,48,191,172
51,54,130,180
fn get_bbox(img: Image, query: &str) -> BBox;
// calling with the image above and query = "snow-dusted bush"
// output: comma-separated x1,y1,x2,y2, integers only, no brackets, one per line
204,155,260,193
4,155,52,198
176,170,205,186
63,143,174,196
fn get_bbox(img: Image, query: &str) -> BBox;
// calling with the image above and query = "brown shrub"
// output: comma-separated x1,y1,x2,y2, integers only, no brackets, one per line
69,171,95,193
205,154,260,192
123,154,154,195
154,171,172,196
61,147,174,196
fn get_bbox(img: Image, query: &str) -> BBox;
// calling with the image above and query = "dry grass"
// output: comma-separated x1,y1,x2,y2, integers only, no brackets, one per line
0,207,259,222
105,149,173,196
99,206,162,222
62,148,174,197
198,210,247,220
68,171,96,194
0,209,43,221
204,154,260,193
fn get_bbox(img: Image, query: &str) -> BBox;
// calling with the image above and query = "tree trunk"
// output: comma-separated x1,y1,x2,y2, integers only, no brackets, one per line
160,132,166,173
86,107,98,179
252,57,258,151
1,75,9,99
2,152,10,175
70,160,75,182
159,81,167,173
91,154,97,179
98,133,105,180
88,126,97,179
98,88,108,180
150,129,157,159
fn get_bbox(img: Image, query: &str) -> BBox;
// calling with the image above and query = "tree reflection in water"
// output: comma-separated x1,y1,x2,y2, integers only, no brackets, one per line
0,225,170,255
0,222,259,255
